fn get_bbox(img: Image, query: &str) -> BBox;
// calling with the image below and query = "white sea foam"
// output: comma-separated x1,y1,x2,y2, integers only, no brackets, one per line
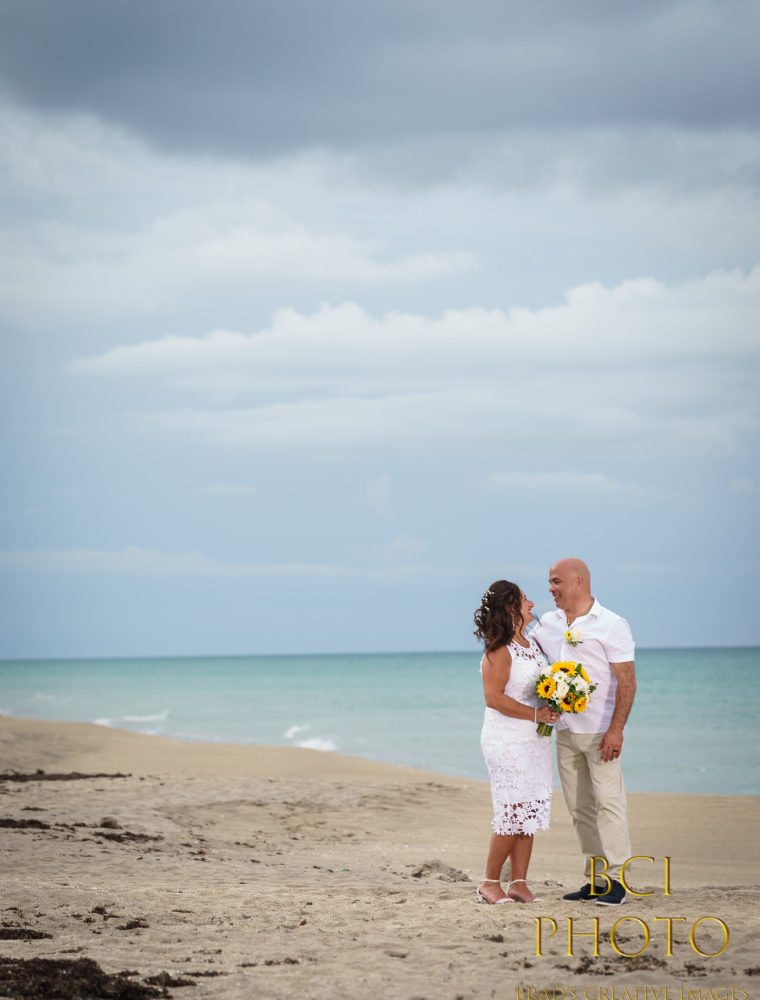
124,709,169,723
285,723,310,739
295,737,337,752
93,717,114,727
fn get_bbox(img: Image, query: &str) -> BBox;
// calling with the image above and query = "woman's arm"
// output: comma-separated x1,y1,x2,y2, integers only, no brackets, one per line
481,646,554,723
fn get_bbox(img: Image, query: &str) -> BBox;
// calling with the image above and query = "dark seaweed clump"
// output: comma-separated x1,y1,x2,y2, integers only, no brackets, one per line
0,956,172,999
0,771,131,783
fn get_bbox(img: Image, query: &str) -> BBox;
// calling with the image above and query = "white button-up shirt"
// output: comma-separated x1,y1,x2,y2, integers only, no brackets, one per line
531,599,635,734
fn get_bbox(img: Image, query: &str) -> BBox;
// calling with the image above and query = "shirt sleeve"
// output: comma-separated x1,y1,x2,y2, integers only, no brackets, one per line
533,614,562,662
603,616,635,662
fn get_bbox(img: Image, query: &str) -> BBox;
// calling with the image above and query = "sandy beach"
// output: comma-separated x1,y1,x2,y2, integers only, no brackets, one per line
0,716,758,999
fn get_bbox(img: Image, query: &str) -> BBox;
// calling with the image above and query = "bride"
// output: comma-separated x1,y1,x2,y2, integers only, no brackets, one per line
473,580,557,904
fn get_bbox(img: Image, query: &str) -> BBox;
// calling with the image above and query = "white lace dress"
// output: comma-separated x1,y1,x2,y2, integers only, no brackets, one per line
480,636,553,836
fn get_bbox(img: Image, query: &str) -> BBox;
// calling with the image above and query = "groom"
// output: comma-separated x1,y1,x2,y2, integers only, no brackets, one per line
532,558,636,906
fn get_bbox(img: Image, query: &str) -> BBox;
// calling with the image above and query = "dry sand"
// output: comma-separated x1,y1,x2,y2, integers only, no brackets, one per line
0,716,758,999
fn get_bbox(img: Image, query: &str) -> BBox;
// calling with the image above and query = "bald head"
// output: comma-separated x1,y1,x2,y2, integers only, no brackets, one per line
548,558,593,616
552,558,590,587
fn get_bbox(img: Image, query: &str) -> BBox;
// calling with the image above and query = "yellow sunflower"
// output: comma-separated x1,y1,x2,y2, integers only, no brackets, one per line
552,660,577,675
578,666,590,683
537,677,556,699
573,696,588,713
560,694,575,712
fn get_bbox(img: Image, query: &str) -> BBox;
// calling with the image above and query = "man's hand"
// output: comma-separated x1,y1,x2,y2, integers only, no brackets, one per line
598,727,624,763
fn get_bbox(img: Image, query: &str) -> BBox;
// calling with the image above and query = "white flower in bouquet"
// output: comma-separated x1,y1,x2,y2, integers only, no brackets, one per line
553,674,571,699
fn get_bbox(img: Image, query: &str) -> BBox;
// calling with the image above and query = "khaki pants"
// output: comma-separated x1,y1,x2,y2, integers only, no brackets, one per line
556,729,631,881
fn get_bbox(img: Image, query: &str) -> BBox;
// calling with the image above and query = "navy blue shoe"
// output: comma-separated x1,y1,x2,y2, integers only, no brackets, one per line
562,882,606,901
595,879,626,906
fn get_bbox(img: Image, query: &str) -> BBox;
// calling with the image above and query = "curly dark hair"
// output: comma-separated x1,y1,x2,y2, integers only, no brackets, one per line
473,580,524,653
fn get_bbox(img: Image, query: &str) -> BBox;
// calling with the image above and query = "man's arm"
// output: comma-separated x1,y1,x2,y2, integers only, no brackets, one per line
598,660,636,762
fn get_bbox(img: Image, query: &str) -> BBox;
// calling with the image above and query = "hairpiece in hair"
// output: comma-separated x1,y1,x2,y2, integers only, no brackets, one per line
481,589,493,611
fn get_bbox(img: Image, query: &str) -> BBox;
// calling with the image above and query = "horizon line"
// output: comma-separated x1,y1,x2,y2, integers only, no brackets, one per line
1,643,759,665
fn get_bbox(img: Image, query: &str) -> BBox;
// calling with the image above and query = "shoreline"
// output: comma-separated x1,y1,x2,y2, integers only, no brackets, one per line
1,717,758,999
1,714,756,798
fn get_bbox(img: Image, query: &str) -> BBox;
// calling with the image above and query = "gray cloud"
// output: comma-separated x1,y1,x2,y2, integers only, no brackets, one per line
1,0,758,162
2,100,757,337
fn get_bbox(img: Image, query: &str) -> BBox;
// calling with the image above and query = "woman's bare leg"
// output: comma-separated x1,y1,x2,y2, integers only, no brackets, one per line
478,832,516,902
507,834,538,901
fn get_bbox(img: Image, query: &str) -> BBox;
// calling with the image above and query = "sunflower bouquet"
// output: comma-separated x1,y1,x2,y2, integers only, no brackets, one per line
534,661,597,737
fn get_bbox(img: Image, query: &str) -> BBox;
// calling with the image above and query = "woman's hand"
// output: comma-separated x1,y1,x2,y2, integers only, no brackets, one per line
535,705,558,724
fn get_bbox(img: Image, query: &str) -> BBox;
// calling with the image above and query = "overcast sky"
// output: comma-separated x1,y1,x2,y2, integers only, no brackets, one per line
1,0,758,658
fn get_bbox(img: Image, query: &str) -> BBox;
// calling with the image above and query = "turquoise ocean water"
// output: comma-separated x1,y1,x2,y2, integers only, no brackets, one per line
1,647,758,795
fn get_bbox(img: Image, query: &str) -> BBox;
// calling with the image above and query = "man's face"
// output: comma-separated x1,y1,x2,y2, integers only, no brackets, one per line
548,563,573,610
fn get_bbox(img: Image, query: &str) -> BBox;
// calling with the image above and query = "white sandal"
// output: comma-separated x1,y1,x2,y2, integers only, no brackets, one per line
476,878,514,904
507,878,542,903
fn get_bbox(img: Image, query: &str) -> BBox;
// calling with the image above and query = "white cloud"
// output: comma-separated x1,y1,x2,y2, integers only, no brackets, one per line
0,207,476,326
134,390,498,455
71,266,760,459
73,267,760,385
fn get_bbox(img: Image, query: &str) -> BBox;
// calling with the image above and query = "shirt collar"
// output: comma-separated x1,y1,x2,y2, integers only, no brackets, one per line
568,598,601,624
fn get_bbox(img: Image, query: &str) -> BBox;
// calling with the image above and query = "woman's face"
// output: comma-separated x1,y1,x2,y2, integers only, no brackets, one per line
519,591,534,624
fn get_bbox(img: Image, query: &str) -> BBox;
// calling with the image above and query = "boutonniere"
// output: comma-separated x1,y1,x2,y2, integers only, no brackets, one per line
564,627,583,647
